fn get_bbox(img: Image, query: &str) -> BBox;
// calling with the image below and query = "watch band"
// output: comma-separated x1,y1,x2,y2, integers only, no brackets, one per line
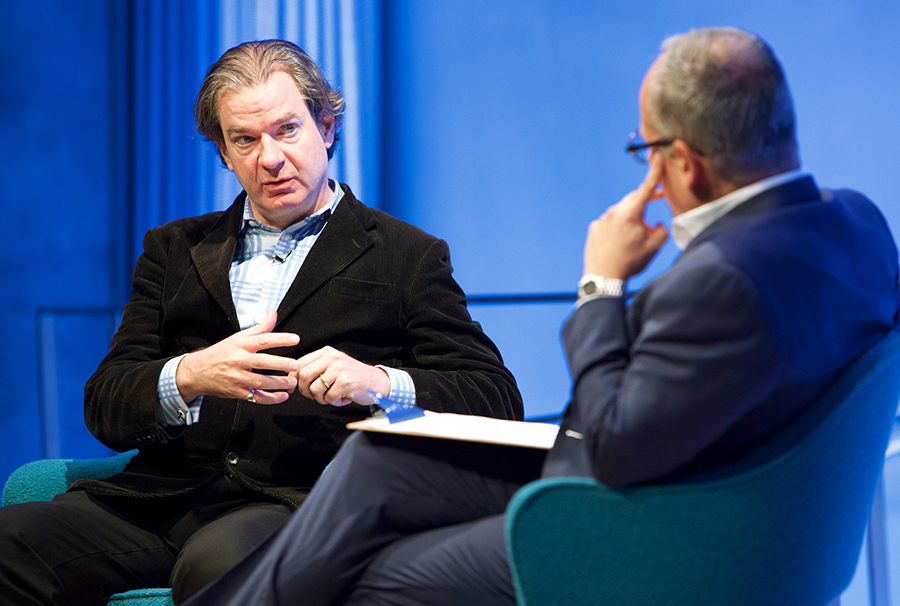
577,274,624,300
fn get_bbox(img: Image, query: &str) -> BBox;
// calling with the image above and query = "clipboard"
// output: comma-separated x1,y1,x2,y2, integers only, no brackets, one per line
347,411,559,450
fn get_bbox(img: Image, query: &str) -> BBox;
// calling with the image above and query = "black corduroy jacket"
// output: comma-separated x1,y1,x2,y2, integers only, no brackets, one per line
75,184,522,508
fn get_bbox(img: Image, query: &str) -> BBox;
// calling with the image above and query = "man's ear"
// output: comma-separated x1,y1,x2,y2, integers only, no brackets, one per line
318,114,336,149
671,140,713,202
217,143,234,171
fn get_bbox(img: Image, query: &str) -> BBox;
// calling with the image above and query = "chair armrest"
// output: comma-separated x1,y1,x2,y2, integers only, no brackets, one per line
2,451,137,506
505,477,609,605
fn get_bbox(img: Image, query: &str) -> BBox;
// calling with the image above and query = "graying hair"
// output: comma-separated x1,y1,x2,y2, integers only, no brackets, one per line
194,39,345,162
646,27,799,184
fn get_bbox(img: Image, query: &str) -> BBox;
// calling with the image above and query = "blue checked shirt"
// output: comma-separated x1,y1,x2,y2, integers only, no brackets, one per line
156,184,416,426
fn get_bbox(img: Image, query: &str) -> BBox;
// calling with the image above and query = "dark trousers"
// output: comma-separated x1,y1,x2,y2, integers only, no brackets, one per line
183,432,547,606
0,475,291,606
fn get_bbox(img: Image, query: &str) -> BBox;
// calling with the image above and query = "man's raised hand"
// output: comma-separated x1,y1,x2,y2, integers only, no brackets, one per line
175,310,301,404
584,158,669,280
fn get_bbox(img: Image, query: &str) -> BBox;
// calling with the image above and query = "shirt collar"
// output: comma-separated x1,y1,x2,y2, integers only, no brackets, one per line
671,168,808,249
240,180,344,235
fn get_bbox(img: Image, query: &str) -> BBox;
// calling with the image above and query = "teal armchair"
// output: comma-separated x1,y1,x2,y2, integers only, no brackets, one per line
506,330,900,606
2,451,174,606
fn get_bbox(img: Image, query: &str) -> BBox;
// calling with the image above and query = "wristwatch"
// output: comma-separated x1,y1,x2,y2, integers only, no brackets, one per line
577,274,624,300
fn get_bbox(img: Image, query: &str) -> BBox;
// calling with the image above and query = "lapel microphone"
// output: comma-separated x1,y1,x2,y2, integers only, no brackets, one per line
272,250,293,264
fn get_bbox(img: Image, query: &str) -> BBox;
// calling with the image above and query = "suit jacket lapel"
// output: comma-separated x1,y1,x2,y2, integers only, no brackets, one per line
275,187,377,326
190,194,245,330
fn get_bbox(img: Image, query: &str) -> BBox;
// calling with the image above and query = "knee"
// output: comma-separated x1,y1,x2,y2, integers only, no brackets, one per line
169,505,290,604
169,543,243,604
0,504,60,600
0,502,49,554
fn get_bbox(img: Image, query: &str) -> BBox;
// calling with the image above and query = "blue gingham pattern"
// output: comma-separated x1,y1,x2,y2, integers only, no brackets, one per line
157,185,415,426
229,188,341,331
379,366,415,407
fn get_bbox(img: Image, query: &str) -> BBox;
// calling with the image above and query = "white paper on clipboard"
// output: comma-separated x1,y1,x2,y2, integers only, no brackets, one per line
347,411,559,450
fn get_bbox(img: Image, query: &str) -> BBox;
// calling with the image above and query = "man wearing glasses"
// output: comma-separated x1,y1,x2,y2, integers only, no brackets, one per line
183,27,899,606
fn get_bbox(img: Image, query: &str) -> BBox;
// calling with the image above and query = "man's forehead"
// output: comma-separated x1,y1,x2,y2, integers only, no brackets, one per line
217,73,314,125
217,70,306,102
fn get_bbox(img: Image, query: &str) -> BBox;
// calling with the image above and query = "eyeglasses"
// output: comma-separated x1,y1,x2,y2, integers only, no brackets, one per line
625,131,705,164
625,131,675,164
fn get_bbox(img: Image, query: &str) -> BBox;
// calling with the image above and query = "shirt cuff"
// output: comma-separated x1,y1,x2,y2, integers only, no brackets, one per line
157,355,202,426
376,365,416,407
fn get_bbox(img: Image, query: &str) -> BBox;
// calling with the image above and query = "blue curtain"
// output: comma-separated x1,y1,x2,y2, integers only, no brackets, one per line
125,0,381,296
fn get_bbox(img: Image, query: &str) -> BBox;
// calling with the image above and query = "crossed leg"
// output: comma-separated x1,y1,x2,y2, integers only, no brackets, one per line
183,432,546,606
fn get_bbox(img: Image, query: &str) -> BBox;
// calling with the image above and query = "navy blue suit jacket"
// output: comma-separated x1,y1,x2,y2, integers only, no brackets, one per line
544,176,900,486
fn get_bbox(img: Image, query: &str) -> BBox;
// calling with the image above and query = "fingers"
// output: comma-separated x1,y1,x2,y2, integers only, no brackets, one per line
640,156,665,194
234,347,302,404
173,309,301,403
242,309,279,337
293,348,347,404
648,222,669,248
623,160,665,214
239,310,300,353
292,347,389,407
210,358,301,403
247,332,302,351
247,352,303,373
240,375,298,405
175,319,383,407
306,375,353,407
640,223,670,266
582,160,670,280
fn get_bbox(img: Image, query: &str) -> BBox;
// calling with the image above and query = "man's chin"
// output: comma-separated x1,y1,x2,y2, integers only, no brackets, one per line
250,196,317,228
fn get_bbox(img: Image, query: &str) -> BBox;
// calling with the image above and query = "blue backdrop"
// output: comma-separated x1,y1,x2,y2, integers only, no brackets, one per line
1,10,898,599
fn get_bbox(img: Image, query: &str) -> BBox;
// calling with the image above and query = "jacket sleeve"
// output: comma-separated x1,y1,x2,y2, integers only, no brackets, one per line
84,227,182,451
399,239,524,420
560,262,780,486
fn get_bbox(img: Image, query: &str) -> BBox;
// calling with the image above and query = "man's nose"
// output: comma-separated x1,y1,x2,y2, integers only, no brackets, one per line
258,135,285,170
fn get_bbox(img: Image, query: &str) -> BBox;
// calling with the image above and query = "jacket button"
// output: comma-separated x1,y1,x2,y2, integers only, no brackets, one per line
226,452,240,465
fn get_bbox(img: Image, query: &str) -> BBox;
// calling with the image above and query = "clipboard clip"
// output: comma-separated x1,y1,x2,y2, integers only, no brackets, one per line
367,391,426,424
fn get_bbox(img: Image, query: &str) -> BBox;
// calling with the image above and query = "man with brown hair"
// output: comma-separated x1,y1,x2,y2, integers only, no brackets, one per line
0,40,521,605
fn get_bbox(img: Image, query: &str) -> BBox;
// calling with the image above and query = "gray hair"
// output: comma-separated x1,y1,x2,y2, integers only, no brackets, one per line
646,27,799,184
194,39,345,162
